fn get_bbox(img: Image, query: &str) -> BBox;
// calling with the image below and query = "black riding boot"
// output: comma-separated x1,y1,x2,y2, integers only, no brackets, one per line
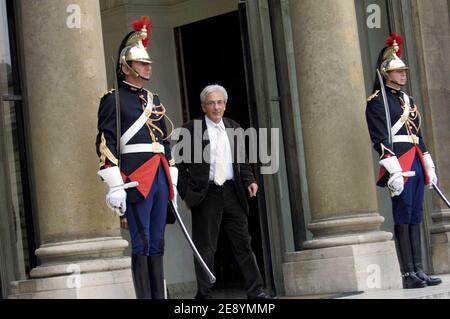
148,255,166,299
394,225,426,289
409,224,442,286
131,254,152,299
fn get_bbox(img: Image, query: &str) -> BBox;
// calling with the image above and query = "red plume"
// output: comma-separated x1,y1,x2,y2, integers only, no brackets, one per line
131,16,152,48
386,33,403,57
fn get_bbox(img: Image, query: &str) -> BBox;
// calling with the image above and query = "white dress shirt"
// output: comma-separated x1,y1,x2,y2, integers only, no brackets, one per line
205,116,234,183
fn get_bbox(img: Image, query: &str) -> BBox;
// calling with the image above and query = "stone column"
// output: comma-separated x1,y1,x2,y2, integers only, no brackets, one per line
9,0,134,298
411,0,450,274
282,0,402,295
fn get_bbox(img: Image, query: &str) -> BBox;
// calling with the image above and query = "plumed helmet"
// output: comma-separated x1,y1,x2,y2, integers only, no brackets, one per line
379,33,408,79
117,16,152,80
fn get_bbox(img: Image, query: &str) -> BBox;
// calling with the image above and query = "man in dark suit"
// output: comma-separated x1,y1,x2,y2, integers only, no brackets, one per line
176,84,271,299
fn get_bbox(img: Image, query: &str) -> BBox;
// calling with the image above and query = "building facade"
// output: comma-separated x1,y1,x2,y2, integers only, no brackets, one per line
0,0,449,298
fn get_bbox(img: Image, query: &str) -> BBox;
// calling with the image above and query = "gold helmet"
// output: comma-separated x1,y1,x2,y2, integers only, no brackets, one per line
119,16,152,80
380,33,408,79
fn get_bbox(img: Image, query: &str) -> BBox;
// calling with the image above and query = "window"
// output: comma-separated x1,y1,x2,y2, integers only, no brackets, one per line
0,0,36,298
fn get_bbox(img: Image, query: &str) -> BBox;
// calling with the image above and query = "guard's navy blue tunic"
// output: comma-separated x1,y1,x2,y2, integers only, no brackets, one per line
96,81,175,257
366,85,430,226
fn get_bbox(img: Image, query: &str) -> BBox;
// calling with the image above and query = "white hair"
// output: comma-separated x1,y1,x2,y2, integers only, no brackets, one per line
200,84,228,105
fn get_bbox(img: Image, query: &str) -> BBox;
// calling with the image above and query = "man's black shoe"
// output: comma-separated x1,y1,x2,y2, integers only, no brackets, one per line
248,291,273,299
416,271,442,286
403,272,427,289
195,294,213,300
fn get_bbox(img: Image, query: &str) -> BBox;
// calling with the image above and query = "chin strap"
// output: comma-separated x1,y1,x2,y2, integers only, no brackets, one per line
385,74,403,88
121,57,151,82
128,66,150,81
386,78,402,88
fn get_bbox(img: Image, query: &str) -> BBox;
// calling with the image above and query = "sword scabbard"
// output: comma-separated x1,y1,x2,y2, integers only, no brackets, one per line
376,70,393,151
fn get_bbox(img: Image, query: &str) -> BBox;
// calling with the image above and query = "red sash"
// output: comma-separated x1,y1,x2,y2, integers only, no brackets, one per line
121,154,174,200
377,146,429,184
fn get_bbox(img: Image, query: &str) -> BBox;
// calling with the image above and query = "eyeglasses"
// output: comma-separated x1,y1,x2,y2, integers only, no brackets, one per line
205,100,225,107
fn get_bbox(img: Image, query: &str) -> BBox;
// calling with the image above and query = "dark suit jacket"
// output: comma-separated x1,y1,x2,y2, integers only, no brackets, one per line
176,117,257,214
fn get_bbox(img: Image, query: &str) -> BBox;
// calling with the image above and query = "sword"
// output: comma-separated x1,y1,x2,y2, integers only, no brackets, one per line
168,201,216,284
110,56,138,215
111,56,121,167
431,182,450,209
376,70,393,148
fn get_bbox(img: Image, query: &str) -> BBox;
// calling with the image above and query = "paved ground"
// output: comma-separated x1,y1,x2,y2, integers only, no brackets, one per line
171,274,450,299
337,274,450,299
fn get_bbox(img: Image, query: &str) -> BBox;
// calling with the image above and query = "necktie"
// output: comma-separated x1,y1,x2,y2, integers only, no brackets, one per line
214,125,227,186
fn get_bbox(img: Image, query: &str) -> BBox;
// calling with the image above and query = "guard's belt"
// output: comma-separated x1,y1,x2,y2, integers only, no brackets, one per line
392,134,420,144
122,143,165,154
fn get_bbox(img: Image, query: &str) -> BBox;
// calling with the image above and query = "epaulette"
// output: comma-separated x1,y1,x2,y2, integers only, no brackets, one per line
367,90,380,102
100,89,115,99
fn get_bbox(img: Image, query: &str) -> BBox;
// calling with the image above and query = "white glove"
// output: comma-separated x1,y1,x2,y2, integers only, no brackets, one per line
380,156,404,196
106,188,127,217
98,166,127,217
169,166,178,208
423,153,438,188
387,173,405,196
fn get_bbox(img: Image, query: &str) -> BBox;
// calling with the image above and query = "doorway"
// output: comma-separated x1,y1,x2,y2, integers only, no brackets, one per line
175,11,271,293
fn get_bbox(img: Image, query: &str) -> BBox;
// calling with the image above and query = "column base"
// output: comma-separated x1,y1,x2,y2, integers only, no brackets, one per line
9,265,135,299
9,237,135,298
431,227,450,274
283,241,402,296
430,209,450,274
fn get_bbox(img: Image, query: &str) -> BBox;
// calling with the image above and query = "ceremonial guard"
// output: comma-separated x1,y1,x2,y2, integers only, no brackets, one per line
365,33,442,289
95,17,178,299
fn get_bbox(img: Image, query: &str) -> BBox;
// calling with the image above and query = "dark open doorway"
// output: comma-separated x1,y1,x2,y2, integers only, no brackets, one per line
175,10,270,293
